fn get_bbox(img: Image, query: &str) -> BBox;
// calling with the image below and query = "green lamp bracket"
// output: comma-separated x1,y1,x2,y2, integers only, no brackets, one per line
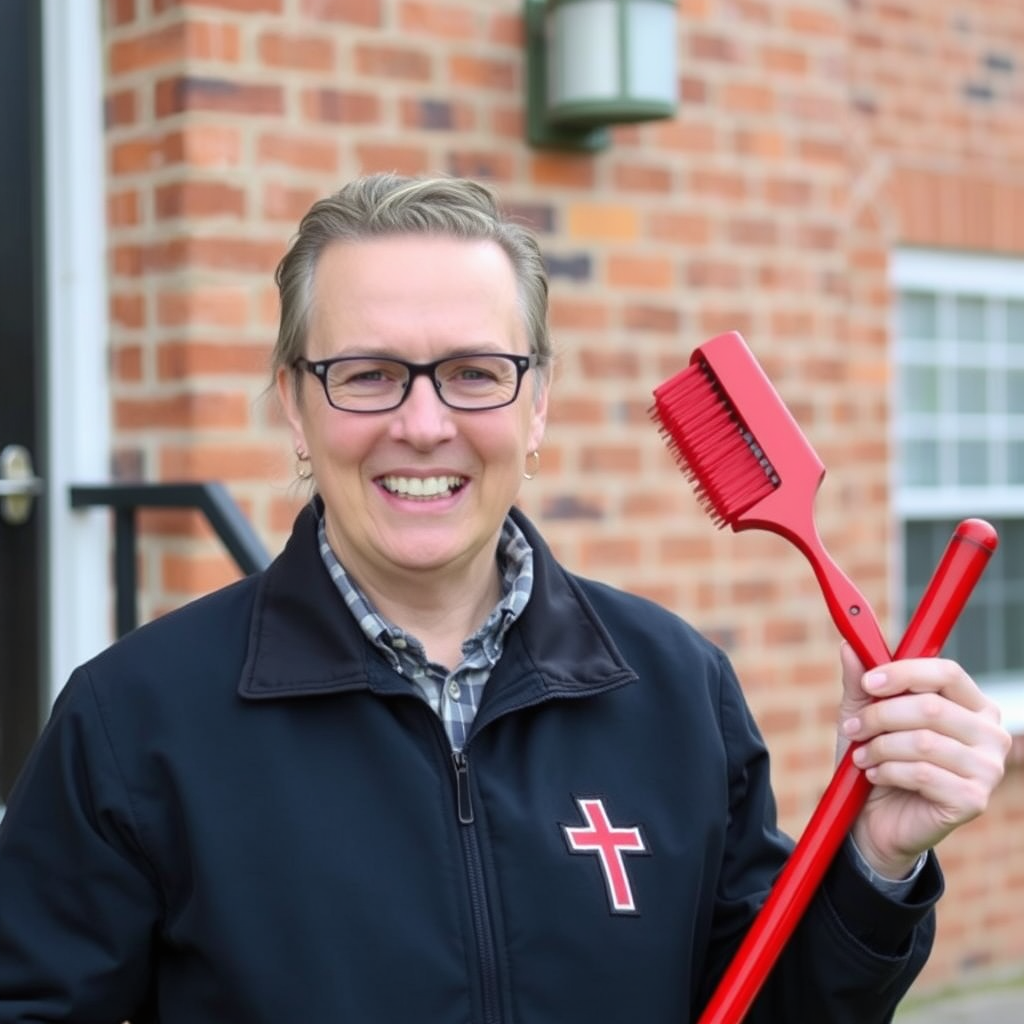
525,0,611,152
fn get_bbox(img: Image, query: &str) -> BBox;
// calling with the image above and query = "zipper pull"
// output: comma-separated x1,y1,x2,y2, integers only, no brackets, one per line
452,750,474,825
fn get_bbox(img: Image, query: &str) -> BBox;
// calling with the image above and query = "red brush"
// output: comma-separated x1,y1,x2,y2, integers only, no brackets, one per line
650,331,998,1024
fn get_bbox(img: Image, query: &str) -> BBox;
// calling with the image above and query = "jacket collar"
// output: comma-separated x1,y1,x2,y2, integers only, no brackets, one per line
238,502,637,708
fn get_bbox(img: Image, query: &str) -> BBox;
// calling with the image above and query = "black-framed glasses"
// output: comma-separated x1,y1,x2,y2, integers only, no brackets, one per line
293,352,538,413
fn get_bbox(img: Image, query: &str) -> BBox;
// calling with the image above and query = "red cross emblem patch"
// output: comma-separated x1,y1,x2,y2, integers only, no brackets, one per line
562,797,648,914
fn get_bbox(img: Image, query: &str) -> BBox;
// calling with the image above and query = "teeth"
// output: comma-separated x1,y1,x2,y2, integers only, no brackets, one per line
380,475,464,499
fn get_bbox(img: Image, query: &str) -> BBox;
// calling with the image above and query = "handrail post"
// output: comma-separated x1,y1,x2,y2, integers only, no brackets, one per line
69,482,272,638
113,505,138,636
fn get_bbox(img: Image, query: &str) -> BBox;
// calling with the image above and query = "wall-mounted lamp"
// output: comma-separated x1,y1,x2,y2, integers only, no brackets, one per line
525,0,679,152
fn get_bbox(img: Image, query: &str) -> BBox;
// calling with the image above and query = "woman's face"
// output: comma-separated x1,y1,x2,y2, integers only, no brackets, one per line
277,234,549,592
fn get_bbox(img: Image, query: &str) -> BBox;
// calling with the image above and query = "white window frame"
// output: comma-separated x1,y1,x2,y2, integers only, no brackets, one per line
891,248,1024,732
42,0,111,701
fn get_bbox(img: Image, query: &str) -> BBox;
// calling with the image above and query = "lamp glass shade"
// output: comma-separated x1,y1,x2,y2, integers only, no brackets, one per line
547,1,619,108
544,0,677,127
625,0,677,103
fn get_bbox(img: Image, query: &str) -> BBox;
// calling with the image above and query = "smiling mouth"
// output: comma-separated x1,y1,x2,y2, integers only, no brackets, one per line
378,475,467,500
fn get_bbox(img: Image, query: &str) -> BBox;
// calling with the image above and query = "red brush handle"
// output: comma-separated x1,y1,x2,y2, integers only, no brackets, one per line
697,518,998,1024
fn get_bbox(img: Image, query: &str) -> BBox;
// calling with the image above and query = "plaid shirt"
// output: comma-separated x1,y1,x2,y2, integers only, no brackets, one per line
317,515,534,751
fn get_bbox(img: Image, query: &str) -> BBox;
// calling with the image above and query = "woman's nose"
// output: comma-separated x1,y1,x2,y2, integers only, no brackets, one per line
389,374,457,447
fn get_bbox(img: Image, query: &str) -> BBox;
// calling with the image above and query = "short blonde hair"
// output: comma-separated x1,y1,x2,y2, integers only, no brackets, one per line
272,174,551,390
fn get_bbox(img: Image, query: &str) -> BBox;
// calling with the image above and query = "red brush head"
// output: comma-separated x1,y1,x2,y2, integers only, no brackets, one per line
651,331,824,535
652,330,894,675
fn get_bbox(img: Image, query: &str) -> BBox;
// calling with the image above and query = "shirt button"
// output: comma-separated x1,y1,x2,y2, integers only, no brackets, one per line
448,680,461,700
392,637,407,649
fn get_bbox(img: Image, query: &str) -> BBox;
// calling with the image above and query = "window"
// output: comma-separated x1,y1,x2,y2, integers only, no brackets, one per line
892,250,1024,731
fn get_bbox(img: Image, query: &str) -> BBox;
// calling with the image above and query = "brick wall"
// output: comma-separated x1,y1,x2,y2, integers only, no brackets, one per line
100,0,1023,995
848,0,1024,991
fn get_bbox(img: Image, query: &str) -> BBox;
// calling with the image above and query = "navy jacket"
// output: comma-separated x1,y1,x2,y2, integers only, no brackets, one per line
0,504,939,1023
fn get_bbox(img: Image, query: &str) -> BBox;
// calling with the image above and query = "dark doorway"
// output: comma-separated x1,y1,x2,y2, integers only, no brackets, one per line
0,0,46,802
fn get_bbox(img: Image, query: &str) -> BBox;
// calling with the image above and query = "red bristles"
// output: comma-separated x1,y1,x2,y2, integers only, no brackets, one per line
652,360,778,527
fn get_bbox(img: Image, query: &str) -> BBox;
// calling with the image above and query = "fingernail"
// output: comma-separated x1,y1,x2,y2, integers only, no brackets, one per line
842,717,860,736
864,671,887,691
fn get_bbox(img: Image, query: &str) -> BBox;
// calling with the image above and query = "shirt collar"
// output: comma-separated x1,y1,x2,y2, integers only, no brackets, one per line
316,515,534,667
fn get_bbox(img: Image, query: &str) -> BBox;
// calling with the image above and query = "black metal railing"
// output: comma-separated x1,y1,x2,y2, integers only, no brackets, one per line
70,482,272,636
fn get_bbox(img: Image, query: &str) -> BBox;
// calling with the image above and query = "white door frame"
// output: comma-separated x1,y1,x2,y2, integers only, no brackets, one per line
41,0,112,703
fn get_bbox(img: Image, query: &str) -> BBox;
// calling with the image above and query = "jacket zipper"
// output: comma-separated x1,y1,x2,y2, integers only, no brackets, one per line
452,749,502,1024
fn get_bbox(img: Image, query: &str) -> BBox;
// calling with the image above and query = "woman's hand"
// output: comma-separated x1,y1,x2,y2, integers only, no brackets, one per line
836,643,1012,880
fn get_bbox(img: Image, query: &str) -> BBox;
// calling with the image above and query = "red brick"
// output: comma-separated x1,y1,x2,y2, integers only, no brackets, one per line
448,55,516,91
158,443,289,483
106,89,138,128
355,144,431,176
579,349,640,379
161,125,244,168
157,287,251,328
110,137,162,175
760,45,810,75
399,1,478,39
611,163,673,193
154,181,246,219
157,341,271,380
111,293,146,329
529,154,597,189
154,0,282,11
112,344,144,382
299,0,381,26
109,22,242,74
262,182,323,222
303,89,380,124
623,305,681,333
721,82,777,115
355,44,433,80
548,298,610,331
162,552,243,594
446,151,516,182
607,253,674,289
155,77,285,118
108,189,141,227
649,212,712,246
258,31,335,71
106,0,137,26
580,446,642,473
257,133,339,173
115,392,250,429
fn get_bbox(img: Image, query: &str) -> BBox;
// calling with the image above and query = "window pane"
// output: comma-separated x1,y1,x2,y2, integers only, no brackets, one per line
952,601,992,672
1004,520,1024,577
1010,440,1024,486
903,518,1024,679
955,296,986,342
955,367,987,414
902,365,939,413
904,439,940,486
1008,599,1024,668
1008,368,1024,413
904,525,939,593
899,292,937,340
956,440,989,485
1008,300,1024,346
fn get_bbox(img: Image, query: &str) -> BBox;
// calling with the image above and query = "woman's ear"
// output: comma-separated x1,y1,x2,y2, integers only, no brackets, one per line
276,365,307,454
527,364,551,453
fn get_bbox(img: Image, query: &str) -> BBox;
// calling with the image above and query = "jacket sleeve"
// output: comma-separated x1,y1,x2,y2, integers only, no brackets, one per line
0,667,159,1023
696,651,939,1024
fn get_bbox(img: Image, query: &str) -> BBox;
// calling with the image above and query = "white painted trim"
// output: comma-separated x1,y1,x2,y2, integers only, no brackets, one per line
891,246,1024,733
40,0,112,704
892,248,1024,296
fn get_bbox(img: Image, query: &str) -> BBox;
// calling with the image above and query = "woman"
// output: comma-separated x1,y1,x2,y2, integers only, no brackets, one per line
0,174,1010,1022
